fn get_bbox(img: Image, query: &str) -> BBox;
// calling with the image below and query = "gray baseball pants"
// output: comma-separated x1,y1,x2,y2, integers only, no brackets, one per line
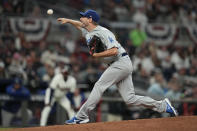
76,55,166,120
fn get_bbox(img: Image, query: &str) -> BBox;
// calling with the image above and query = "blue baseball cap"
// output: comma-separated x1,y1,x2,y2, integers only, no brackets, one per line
80,9,100,23
13,78,22,85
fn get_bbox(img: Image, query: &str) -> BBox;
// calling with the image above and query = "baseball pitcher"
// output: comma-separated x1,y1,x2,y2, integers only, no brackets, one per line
40,66,76,126
57,9,178,124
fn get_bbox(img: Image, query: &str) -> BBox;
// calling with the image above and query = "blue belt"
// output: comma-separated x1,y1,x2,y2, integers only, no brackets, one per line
108,52,128,66
121,52,128,57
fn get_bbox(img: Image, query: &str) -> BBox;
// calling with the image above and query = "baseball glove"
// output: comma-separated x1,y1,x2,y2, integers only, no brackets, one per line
88,35,106,55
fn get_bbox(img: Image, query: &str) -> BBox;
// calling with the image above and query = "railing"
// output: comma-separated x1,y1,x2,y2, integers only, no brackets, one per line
1,89,197,127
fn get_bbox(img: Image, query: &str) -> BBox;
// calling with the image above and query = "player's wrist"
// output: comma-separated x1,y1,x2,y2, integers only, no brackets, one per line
92,53,98,57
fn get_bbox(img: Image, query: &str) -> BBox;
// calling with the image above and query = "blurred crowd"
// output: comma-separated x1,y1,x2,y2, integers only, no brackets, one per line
1,0,197,25
0,0,197,125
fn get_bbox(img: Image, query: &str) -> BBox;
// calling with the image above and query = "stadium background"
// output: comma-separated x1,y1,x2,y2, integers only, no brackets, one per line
0,0,197,128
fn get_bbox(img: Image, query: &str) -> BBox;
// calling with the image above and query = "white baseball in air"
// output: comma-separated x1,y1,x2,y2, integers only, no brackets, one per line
47,9,53,15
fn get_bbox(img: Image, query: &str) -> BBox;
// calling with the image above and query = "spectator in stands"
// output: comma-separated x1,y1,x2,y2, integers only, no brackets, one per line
141,50,155,75
165,76,182,101
0,59,13,93
132,50,144,72
16,32,26,49
13,0,25,16
60,32,76,55
1,0,13,14
148,42,161,69
187,45,197,60
132,49,153,81
161,55,176,81
37,59,56,92
132,0,146,9
146,0,159,22
0,60,11,93
1,28,15,46
176,67,188,87
114,2,129,21
7,52,27,81
42,60,55,84
41,46,58,65
128,23,147,52
156,46,170,61
72,64,83,84
132,8,148,26
184,66,197,87
156,0,171,23
67,88,86,112
0,60,7,78
102,1,117,21
171,47,190,70
148,70,167,97
1,78,32,127
25,55,40,93
167,10,181,24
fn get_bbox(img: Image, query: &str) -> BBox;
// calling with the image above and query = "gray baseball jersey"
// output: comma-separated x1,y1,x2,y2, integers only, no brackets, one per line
81,25,126,64
76,25,167,120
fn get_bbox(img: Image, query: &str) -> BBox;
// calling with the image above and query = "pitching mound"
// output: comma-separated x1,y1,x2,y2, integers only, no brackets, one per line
10,116,197,131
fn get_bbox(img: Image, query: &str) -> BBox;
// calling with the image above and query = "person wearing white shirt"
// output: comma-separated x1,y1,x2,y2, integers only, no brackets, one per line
40,66,76,126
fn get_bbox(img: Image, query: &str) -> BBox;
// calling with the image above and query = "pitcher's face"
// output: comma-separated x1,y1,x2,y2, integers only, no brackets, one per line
80,17,91,28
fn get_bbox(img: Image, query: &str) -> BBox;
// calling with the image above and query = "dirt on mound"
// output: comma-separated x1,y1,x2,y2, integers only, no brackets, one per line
9,116,197,131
